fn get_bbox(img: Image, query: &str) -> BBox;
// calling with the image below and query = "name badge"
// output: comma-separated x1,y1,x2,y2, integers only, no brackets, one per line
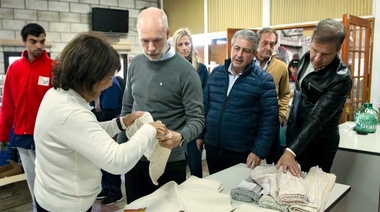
38,76,50,86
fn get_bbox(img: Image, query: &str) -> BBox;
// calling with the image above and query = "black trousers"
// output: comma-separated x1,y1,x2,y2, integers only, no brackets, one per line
266,124,282,165
205,144,249,175
100,169,122,197
36,200,92,212
296,135,339,173
125,159,187,204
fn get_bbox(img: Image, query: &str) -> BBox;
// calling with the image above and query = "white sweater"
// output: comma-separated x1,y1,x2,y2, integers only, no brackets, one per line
34,88,157,212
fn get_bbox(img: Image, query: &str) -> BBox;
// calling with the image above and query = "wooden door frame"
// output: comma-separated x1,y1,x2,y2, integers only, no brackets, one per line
341,14,373,122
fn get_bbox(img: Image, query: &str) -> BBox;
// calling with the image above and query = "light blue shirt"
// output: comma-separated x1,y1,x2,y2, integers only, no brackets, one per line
253,56,272,71
160,44,176,61
227,63,242,96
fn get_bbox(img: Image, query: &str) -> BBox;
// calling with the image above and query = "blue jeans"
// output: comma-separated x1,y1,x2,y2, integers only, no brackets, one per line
186,139,203,178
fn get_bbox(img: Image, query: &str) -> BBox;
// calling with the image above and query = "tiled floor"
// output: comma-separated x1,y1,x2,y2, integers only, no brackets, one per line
4,160,209,212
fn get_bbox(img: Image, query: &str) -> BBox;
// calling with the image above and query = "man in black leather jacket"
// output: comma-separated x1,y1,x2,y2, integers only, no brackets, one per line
276,18,352,176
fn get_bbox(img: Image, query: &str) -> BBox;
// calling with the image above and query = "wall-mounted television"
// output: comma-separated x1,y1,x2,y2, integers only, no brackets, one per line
92,7,129,33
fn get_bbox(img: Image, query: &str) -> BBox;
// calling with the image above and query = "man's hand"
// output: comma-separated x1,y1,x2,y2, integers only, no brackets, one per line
246,153,262,169
122,111,145,126
148,120,168,137
276,149,302,177
0,141,10,151
156,130,182,150
196,139,204,151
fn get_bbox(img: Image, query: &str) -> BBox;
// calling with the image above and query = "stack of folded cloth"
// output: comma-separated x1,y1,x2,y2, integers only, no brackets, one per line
258,194,290,212
276,167,308,205
250,164,336,212
250,164,308,205
250,164,278,196
289,167,336,212
230,180,263,204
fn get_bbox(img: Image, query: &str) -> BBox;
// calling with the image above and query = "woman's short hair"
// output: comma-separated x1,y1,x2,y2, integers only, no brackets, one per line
52,32,120,98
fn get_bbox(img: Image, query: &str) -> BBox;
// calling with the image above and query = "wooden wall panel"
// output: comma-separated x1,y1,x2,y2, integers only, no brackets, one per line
209,43,227,64
195,45,205,63
271,0,372,26
163,0,204,35
208,0,261,32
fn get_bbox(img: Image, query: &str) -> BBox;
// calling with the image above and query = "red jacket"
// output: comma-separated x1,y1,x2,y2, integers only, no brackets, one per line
0,50,53,141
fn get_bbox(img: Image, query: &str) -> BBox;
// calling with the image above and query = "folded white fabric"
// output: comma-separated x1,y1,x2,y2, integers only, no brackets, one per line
258,194,290,212
124,176,233,212
250,164,278,187
124,181,185,211
179,175,223,192
178,176,232,212
277,167,308,205
289,167,336,212
125,112,171,185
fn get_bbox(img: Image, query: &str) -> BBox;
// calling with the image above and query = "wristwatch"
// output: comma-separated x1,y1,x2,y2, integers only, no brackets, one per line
116,117,126,131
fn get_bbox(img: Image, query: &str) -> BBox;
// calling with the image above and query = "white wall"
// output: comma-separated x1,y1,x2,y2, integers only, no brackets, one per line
0,0,159,74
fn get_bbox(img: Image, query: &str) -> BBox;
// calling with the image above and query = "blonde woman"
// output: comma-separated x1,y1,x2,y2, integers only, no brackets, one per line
172,28,209,177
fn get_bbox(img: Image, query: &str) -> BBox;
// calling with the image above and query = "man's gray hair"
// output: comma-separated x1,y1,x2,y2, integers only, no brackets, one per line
311,18,346,50
257,27,278,45
231,29,259,52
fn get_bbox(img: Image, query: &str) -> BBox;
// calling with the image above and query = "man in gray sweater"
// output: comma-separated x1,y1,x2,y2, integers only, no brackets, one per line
117,7,204,203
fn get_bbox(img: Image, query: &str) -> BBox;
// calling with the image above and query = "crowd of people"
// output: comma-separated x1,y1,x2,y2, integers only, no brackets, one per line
0,6,351,211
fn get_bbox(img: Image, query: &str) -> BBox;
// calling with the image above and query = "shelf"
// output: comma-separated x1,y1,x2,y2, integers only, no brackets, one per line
0,39,53,47
109,42,131,51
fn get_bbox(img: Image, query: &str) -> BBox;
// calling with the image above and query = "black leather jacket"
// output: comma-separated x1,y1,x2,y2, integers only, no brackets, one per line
286,52,352,155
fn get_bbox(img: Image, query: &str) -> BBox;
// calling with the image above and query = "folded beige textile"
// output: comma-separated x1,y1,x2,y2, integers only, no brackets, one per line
288,167,336,212
258,194,289,212
251,165,307,204
179,175,223,192
250,164,278,187
250,165,336,212
124,181,185,211
277,167,308,205
125,112,171,185
124,176,233,212
178,176,231,212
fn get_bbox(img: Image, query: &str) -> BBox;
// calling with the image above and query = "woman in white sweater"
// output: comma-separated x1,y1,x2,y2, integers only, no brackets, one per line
33,32,167,212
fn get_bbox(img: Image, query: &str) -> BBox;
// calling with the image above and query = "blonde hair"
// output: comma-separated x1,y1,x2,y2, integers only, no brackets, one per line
172,28,199,70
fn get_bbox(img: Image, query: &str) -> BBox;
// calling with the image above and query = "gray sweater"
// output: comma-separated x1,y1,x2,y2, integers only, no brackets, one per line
117,53,204,162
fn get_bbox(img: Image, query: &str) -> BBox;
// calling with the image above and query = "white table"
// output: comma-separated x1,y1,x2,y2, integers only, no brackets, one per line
330,121,380,212
206,163,351,211
337,121,380,155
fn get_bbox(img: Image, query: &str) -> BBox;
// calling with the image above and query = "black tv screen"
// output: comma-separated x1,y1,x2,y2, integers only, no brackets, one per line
92,7,129,33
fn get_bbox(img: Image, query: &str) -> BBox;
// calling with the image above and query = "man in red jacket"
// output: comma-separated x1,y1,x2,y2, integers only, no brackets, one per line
0,23,53,209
